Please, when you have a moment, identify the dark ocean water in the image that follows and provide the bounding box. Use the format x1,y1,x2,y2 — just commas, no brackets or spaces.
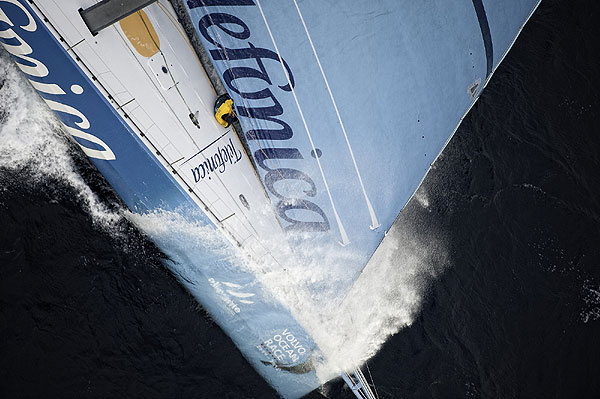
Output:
1,0,600,398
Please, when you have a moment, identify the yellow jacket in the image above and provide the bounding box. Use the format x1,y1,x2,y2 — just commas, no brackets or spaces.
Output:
215,98,234,127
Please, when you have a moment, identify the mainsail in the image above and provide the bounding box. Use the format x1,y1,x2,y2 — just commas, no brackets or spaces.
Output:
0,0,542,397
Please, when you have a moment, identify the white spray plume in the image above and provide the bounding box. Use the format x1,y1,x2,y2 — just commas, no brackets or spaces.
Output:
0,51,121,228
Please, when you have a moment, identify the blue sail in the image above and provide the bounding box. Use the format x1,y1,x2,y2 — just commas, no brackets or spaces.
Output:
184,0,541,292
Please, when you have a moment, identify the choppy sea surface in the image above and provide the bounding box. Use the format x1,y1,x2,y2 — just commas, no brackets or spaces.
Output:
1,0,599,398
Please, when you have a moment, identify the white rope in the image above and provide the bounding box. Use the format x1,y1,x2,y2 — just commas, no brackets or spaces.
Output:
291,0,380,230
255,0,350,245
364,361,381,399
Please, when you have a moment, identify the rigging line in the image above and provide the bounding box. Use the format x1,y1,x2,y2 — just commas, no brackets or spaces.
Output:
181,130,228,165
157,1,197,55
350,314,379,399
364,361,381,399
291,0,380,230
346,315,380,399
255,0,350,245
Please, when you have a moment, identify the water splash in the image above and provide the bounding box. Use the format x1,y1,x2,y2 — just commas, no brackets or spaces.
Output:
126,201,448,382
581,279,600,324
0,50,122,228
0,47,449,384
259,211,448,381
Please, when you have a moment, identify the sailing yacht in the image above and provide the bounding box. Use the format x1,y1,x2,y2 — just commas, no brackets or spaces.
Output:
0,0,541,397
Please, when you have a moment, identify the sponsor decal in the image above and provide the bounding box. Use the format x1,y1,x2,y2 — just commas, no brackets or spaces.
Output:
0,0,115,160
257,327,313,373
208,277,255,314
187,0,331,233
190,137,243,182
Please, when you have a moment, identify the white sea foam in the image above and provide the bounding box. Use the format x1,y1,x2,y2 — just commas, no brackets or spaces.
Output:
126,200,448,383
251,209,448,381
1,47,448,384
0,51,121,228
581,279,600,324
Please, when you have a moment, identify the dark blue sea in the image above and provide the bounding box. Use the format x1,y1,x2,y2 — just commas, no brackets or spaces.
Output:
1,0,599,397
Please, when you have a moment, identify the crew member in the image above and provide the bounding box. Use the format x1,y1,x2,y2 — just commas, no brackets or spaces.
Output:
214,93,237,128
